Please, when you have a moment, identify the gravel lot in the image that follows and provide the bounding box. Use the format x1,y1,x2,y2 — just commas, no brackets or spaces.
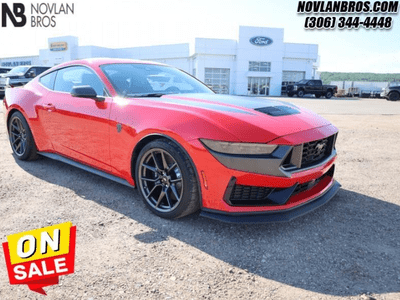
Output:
0,97,399,300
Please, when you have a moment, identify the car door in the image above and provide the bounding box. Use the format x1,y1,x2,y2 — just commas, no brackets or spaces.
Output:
42,66,112,172
305,81,315,94
313,80,323,93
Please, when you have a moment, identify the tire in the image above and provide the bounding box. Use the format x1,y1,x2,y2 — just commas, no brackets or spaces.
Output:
135,138,200,219
8,111,39,161
325,91,333,99
388,92,400,101
297,90,304,98
315,94,322,98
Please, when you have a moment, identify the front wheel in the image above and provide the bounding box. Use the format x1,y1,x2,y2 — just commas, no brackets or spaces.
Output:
297,90,304,98
136,139,200,219
388,92,400,101
325,91,333,99
8,111,38,161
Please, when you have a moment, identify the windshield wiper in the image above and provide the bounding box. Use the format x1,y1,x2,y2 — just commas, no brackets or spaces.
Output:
125,93,169,98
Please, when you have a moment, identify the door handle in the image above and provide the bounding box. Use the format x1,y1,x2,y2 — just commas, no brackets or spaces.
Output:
43,103,55,111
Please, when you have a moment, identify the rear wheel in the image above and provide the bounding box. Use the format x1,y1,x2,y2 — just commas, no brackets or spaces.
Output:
8,112,38,161
388,92,400,101
136,139,200,219
325,91,333,99
297,90,304,98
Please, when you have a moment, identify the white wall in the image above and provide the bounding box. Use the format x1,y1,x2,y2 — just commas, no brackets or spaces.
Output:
1,26,320,96
235,26,285,96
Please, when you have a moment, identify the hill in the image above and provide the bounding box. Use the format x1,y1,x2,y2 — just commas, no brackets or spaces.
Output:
319,72,400,84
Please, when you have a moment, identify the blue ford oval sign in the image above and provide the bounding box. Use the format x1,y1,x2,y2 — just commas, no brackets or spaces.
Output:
249,36,273,46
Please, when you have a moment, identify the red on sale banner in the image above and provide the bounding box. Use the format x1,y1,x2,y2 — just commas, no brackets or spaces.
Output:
2,222,76,295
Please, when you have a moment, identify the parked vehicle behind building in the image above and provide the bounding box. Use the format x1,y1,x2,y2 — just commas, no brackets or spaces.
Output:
287,80,337,99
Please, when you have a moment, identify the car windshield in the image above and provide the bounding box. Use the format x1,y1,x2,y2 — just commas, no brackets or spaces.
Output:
8,66,29,75
100,63,214,97
297,79,308,84
388,81,400,87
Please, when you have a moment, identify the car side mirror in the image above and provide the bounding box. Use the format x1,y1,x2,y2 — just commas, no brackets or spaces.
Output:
71,85,104,101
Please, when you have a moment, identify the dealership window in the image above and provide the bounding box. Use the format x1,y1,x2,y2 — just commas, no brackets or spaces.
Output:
193,68,196,77
204,68,230,94
248,77,270,96
249,61,271,72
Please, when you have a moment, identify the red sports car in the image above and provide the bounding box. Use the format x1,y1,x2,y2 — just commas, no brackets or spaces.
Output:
2,58,340,223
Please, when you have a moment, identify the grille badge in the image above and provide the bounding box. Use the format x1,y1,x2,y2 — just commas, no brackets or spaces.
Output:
316,143,325,152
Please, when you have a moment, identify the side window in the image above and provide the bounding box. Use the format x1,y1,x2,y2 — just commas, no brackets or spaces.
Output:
26,67,36,77
37,67,49,75
39,71,57,90
54,66,106,96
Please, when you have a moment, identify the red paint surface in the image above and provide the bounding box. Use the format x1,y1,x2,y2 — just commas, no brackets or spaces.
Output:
4,58,339,214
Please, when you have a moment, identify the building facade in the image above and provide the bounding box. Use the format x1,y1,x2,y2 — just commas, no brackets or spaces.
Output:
0,26,319,96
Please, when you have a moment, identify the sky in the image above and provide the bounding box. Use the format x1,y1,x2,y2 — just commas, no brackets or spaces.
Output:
0,0,399,73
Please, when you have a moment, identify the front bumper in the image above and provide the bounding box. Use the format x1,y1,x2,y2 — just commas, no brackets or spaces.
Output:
200,180,341,223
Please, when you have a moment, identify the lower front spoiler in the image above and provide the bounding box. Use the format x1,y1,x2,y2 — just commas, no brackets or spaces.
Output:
200,180,341,224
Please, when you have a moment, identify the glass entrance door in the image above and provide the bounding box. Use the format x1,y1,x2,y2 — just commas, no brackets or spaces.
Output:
248,77,270,96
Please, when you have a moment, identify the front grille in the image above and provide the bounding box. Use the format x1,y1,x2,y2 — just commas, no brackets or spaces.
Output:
301,135,335,168
293,176,323,195
229,185,274,206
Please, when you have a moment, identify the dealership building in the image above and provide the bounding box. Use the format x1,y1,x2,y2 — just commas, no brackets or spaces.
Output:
0,26,319,96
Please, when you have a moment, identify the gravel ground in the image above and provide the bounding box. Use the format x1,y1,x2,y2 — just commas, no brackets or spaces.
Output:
0,98,399,300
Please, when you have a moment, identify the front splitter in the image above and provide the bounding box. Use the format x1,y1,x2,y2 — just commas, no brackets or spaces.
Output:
200,180,341,224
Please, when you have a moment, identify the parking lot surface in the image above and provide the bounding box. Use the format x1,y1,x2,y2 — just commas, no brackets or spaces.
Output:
0,97,399,299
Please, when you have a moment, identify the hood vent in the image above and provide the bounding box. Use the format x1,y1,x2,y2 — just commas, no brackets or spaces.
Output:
255,105,300,117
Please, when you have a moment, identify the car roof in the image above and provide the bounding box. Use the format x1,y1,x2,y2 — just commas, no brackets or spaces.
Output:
54,58,167,69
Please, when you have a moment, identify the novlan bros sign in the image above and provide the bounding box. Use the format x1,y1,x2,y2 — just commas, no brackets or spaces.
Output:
50,42,68,51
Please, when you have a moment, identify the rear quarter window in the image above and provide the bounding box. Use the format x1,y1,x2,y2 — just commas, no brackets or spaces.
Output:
39,71,57,90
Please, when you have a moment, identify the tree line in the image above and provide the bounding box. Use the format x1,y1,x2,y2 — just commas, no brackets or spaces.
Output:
320,72,400,84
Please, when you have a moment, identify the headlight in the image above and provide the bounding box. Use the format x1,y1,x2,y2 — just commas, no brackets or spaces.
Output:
293,85,298,90
200,139,277,155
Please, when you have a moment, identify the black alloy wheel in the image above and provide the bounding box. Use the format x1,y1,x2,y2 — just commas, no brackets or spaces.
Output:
297,90,304,98
136,139,200,219
8,112,38,161
388,92,400,101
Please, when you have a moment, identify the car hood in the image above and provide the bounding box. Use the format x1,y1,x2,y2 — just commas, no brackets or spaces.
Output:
0,72,24,78
134,93,332,143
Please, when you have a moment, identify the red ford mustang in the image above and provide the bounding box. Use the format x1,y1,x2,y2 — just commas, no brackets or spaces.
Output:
2,58,340,223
